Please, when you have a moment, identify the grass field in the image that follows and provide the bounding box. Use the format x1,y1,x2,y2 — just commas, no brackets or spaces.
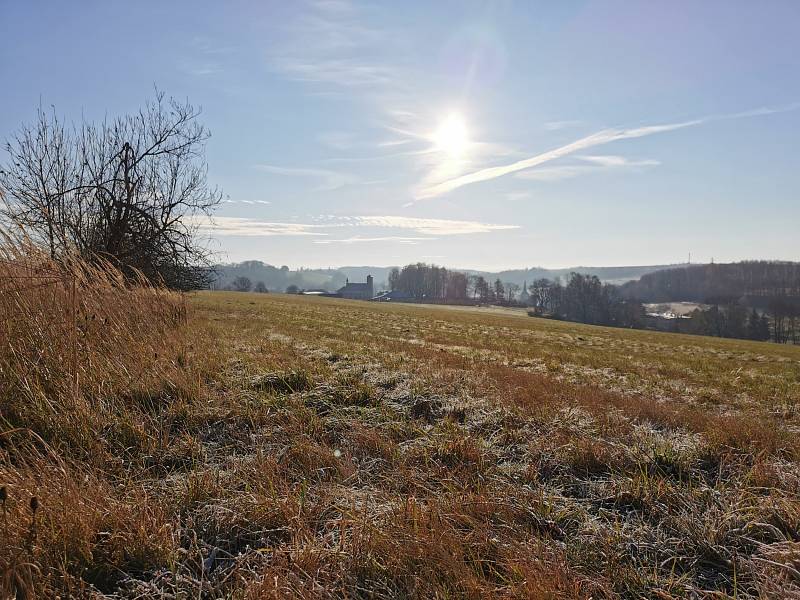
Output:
4,289,800,598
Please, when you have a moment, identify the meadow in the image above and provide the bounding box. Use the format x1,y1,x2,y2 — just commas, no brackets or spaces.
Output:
3,284,800,598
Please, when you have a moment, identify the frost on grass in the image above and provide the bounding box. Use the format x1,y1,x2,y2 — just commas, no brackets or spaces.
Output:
3,290,800,598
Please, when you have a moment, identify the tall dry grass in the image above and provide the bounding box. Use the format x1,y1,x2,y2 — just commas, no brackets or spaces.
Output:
0,240,200,597
0,239,189,456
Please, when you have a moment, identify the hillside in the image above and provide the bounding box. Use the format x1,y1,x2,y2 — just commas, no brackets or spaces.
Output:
487,263,683,286
622,261,800,303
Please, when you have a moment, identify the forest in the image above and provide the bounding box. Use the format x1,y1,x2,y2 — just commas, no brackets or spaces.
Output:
388,263,799,344
621,261,800,303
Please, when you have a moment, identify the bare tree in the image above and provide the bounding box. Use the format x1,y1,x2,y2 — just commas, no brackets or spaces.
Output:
233,276,252,292
0,91,221,289
493,279,505,303
506,282,520,303
474,276,490,302
388,267,400,290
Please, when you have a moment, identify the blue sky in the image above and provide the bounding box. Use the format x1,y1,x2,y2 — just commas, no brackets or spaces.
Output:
1,0,799,269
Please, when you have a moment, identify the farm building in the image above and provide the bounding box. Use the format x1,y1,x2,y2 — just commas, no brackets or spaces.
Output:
337,275,374,300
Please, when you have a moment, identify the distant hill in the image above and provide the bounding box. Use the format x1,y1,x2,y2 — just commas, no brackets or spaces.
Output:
477,264,683,287
209,261,680,292
621,261,800,303
342,264,682,287
210,261,346,292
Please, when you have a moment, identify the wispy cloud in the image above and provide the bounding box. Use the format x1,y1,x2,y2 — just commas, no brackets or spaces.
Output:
191,214,518,239
223,199,272,206
340,215,519,235
514,166,590,183
515,155,660,182
311,0,355,14
190,216,326,237
505,191,532,201
272,0,403,90
179,36,237,77
577,155,660,168
416,104,800,199
275,59,394,87
317,131,356,150
543,120,583,131
313,236,431,245
255,165,362,191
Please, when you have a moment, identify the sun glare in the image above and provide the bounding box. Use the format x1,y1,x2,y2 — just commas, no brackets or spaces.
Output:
432,113,469,156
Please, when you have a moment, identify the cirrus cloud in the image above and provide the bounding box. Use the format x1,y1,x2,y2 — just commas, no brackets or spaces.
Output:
190,214,518,239
339,215,519,235
515,154,660,182
313,236,431,245
189,216,326,237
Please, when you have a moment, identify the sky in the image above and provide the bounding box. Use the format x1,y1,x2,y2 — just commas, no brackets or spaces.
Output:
1,0,799,270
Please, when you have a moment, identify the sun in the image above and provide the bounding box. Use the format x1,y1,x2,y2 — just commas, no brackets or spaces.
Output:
432,113,469,157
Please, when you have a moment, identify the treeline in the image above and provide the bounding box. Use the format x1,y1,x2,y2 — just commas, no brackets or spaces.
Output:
388,264,469,301
622,261,800,303
528,273,644,327
531,272,795,343
682,305,772,341
621,261,800,344
388,263,538,303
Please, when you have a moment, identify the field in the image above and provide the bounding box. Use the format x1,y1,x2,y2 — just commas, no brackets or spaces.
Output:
4,289,800,598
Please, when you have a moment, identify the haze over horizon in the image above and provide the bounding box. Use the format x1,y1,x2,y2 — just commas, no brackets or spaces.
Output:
214,259,687,273
2,1,799,271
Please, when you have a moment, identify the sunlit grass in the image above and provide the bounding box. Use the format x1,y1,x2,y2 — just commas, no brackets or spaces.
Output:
3,287,800,597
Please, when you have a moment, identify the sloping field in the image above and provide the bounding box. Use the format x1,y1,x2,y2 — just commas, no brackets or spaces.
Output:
4,290,800,598
184,292,800,597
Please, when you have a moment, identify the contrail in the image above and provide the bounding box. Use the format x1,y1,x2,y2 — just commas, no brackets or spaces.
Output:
415,104,799,199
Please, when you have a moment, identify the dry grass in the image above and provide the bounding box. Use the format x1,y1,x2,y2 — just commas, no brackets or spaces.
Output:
3,285,800,598
0,241,191,456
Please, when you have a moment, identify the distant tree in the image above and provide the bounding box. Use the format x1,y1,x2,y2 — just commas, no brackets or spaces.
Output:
388,267,400,291
474,276,490,302
746,309,769,341
388,263,470,302
724,303,748,339
254,281,268,293
468,275,480,300
493,279,505,303
506,282,520,304
610,298,646,328
789,312,799,345
767,296,791,343
529,278,553,314
285,284,299,294
759,314,772,342
527,273,645,328
445,271,468,301
233,276,252,292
